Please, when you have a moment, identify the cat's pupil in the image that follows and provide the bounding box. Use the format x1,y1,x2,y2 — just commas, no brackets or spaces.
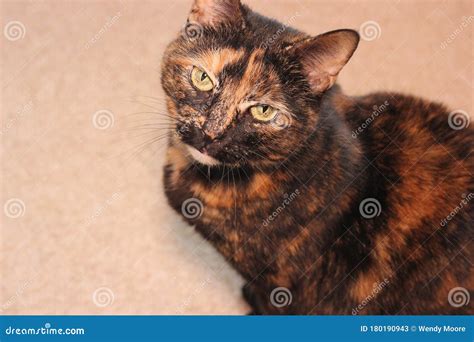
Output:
200,72,208,81
262,105,269,113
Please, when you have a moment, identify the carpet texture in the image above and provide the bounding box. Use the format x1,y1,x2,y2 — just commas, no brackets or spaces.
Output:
1,0,472,314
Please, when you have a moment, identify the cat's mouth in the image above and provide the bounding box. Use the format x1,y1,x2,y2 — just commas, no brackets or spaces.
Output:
185,144,222,166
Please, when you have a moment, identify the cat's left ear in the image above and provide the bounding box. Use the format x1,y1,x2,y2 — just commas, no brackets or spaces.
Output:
291,29,359,93
188,0,245,28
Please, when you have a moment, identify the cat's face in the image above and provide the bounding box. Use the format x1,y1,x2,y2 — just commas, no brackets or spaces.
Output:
161,0,359,168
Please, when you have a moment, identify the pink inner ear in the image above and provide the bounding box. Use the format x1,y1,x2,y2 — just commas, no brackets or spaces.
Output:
189,0,243,27
306,69,334,93
296,30,359,93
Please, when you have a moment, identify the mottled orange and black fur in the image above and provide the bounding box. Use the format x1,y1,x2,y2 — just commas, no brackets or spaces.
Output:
161,0,473,314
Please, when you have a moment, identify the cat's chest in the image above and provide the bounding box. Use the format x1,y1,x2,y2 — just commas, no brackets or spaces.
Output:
180,179,271,232
165,160,278,245
164,151,276,229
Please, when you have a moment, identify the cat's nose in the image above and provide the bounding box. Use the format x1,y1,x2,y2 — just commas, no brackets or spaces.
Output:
202,121,223,141
199,134,213,152
187,126,214,151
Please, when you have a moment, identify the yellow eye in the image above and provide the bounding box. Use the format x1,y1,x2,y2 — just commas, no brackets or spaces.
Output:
250,105,278,122
191,67,214,91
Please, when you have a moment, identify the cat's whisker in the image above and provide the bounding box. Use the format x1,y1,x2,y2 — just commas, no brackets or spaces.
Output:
127,130,174,140
124,111,179,119
124,119,178,127
127,99,166,112
124,134,170,160
125,124,176,130
131,95,169,104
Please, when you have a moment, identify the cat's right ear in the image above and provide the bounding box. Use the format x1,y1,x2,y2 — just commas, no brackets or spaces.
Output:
291,29,359,93
187,0,245,29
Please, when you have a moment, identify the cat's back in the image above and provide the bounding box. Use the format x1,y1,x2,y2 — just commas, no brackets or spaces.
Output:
348,92,473,227
345,93,473,313
348,92,473,173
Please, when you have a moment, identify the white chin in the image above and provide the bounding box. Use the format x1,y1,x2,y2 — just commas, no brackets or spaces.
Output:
185,145,221,166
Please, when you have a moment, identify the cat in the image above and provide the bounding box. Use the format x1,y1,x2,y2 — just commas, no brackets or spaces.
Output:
161,0,473,314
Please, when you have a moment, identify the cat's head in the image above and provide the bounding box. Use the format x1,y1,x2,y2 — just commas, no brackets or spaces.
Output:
161,0,359,168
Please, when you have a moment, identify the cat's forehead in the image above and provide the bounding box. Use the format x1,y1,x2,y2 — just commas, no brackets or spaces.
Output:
193,47,247,76
207,48,283,102
175,45,282,97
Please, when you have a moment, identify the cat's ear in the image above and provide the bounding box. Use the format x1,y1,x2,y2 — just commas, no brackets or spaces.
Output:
292,29,359,93
188,0,245,28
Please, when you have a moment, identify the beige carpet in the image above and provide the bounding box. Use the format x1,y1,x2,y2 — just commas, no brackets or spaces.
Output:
1,0,472,314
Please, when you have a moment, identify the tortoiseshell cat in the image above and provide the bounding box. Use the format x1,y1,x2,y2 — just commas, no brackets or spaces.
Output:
161,0,473,314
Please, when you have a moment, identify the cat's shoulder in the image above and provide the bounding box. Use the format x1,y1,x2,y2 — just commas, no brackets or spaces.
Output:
354,91,451,119
349,91,473,147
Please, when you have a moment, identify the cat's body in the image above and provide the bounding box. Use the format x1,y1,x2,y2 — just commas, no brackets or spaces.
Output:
161,0,473,314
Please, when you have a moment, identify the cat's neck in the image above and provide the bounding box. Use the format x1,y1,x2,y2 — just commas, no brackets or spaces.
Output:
282,86,366,183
